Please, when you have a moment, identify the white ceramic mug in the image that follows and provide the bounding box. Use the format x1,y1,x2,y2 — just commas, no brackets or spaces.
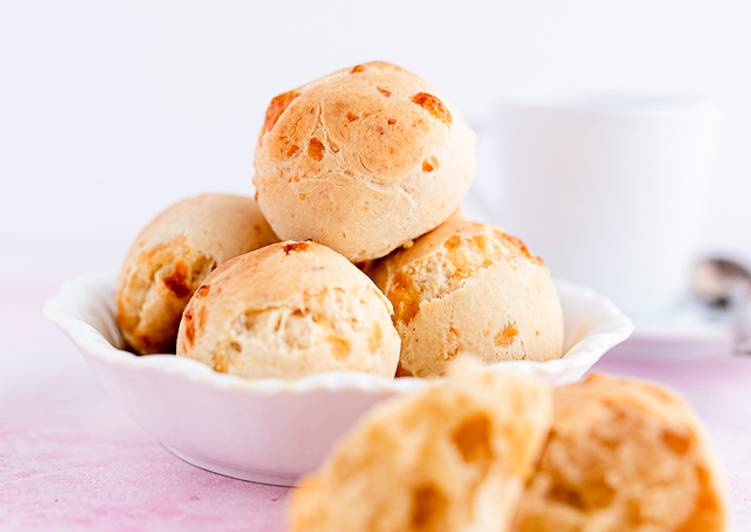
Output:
467,95,722,316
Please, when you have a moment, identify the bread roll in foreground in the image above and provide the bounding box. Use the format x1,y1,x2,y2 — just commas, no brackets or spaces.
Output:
289,359,552,532
515,374,725,532
176,241,400,379
254,60,476,262
370,219,563,377
116,194,277,354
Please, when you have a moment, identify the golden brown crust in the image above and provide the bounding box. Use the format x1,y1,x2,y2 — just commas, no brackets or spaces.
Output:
411,92,452,125
261,90,300,138
515,374,726,532
289,359,552,532
368,219,563,376
176,241,400,379
116,237,215,354
115,194,278,354
254,61,476,262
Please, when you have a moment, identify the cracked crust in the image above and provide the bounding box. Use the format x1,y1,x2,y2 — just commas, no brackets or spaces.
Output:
289,358,553,532
253,61,476,262
176,241,400,379
115,194,278,354
368,219,563,377
515,374,726,532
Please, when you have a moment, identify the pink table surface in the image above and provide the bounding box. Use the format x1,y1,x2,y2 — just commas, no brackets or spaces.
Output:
2,279,750,531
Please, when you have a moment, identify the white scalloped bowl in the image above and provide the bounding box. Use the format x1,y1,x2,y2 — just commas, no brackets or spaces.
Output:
44,272,632,486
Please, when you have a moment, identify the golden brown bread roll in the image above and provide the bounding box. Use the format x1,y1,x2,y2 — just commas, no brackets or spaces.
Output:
116,194,277,354
515,374,726,532
176,241,400,379
369,218,564,377
253,61,476,262
289,359,553,532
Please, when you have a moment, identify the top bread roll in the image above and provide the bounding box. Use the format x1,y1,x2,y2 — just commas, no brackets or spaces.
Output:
253,61,476,262
116,194,277,355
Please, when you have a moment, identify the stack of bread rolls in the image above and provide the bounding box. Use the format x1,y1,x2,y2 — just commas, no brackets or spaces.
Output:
113,62,726,530
115,60,563,379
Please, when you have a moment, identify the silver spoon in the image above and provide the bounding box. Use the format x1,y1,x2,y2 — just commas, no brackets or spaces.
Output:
692,257,751,354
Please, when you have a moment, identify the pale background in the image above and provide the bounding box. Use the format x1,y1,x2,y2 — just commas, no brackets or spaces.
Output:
2,3,751,528
1,0,748,280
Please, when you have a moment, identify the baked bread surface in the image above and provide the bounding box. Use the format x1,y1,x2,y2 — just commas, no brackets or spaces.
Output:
254,61,476,262
515,374,726,532
116,194,277,354
176,240,400,379
289,359,552,532
369,218,564,376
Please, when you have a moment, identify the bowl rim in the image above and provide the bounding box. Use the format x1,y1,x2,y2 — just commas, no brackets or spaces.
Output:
43,271,634,395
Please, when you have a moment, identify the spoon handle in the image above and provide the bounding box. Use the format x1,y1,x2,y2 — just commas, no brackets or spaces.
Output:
733,284,751,355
